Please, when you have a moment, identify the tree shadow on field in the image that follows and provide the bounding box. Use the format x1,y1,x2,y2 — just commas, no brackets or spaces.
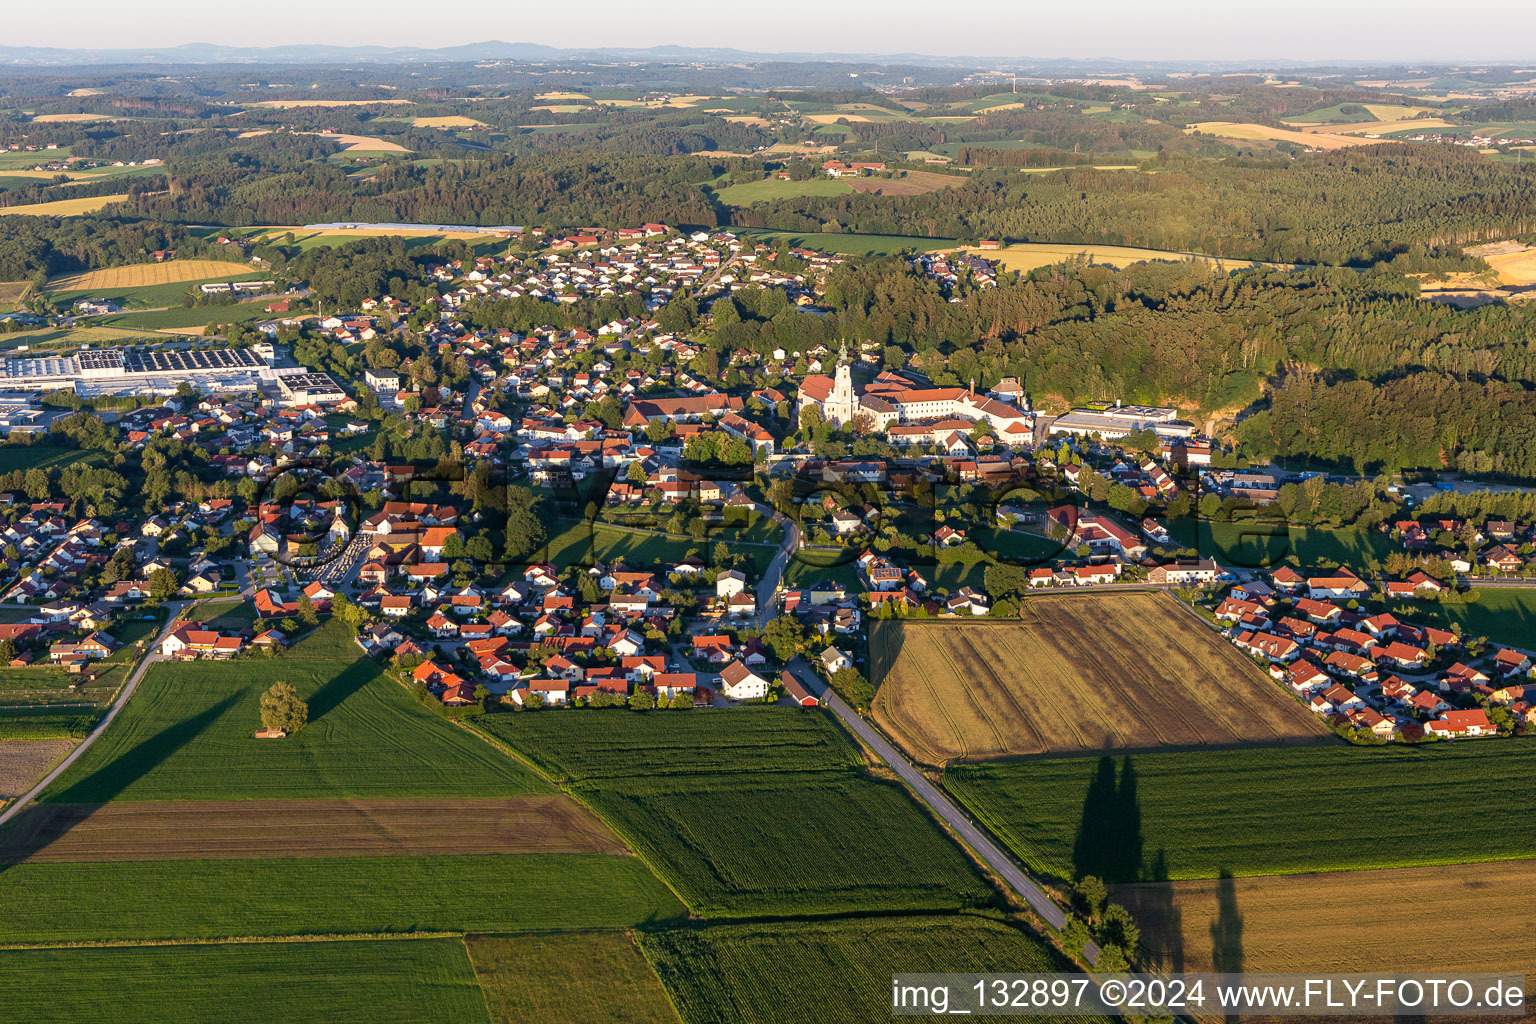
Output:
1114,849,1185,972
1072,755,1144,883
0,693,240,866
1210,869,1245,1024
305,658,379,721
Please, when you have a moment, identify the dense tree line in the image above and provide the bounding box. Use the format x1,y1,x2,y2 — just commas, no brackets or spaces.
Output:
736,147,1536,265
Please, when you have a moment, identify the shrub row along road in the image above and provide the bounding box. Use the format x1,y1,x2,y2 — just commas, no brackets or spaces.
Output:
0,600,192,830
785,657,1087,951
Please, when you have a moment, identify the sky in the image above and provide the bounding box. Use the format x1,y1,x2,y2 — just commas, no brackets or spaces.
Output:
9,0,1536,63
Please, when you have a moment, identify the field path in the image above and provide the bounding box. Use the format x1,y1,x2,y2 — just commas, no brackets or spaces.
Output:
0,600,191,831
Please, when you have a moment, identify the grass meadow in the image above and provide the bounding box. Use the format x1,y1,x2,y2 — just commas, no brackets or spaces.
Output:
42,619,548,803
714,177,853,205
0,937,492,1024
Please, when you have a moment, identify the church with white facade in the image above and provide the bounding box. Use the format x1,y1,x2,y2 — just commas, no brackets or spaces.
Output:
797,344,1036,447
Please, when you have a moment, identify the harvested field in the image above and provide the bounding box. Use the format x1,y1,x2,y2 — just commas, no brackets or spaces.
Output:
31,113,113,123
869,592,1330,765
535,91,589,101
413,115,488,128
847,170,964,196
45,259,253,293
0,739,76,804
806,113,870,123
0,280,30,309
1485,245,1536,286
1116,860,1536,973
960,241,1288,274
309,132,410,152
0,795,623,862
1310,117,1458,136
251,99,411,108
0,193,127,217
1184,121,1379,149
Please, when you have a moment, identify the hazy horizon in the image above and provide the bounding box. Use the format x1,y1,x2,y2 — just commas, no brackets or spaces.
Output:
8,0,1536,64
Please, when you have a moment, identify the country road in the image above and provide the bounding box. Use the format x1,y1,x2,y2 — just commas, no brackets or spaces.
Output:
785,657,1089,954
0,600,191,829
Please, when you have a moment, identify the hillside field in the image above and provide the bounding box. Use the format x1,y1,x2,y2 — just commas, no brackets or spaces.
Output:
869,593,1330,764
0,193,128,216
946,742,1536,882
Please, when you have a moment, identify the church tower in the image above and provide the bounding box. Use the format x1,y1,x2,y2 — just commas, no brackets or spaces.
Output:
829,341,855,426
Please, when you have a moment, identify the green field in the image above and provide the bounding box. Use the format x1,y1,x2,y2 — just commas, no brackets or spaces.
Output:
1171,519,1397,570
640,914,1104,1024
96,304,271,330
0,443,100,474
0,705,99,739
482,706,859,781
468,932,681,1024
0,853,682,943
0,937,492,1024
946,743,1536,883
1373,586,1536,648
714,177,853,205
44,619,548,803
739,230,957,256
477,709,995,916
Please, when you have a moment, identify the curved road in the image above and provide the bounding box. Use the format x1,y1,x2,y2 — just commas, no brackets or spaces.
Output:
752,502,800,629
785,657,1089,956
0,600,191,829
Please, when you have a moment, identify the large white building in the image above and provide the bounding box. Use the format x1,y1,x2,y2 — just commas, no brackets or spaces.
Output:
1047,402,1196,440
0,346,269,396
798,346,1034,446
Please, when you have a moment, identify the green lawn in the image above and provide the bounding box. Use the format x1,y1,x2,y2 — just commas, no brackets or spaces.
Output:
1371,587,1536,649
0,853,682,943
0,937,492,1024
43,619,549,803
946,742,1536,883
640,914,1104,1024
715,177,853,205
468,932,681,1024
1170,519,1398,571
477,709,996,917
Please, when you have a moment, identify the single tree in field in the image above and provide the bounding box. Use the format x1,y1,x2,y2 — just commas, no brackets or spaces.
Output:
259,681,308,734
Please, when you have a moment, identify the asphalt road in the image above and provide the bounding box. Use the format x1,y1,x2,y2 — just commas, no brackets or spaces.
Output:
0,600,192,829
752,502,800,629
785,658,1085,947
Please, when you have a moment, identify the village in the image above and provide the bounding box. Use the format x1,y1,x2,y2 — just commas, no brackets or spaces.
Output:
0,223,1530,742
